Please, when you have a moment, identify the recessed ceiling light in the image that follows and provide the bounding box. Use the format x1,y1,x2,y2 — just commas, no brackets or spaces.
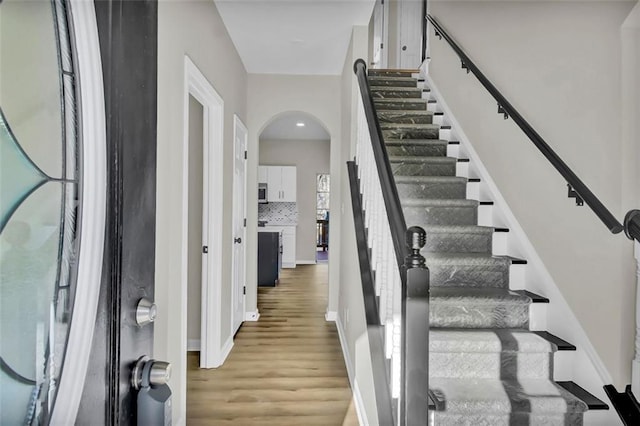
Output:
296,122,305,127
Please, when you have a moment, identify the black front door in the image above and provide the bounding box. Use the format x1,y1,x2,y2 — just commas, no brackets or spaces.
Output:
77,1,158,424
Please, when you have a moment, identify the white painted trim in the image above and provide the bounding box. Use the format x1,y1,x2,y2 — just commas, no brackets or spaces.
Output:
187,339,201,352
325,310,338,322
297,260,317,265
50,2,106,424
336,316,368,426
182,56,225,374
426,74,614,388
245,310,260,321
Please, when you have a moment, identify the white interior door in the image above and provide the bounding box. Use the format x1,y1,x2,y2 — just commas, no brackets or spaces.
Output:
372,0,386,68
398,0,424,68
232,115,248,334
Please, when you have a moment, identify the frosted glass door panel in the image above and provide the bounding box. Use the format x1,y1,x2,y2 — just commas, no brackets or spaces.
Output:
0,0,81,423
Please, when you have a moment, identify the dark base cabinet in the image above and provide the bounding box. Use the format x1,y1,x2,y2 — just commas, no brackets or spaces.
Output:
258,232,280,286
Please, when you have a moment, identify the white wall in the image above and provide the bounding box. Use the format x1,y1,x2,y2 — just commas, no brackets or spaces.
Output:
337,25,381,425
156,2,247,423
246,74,342,319
259,139,330,263
429,0,637,388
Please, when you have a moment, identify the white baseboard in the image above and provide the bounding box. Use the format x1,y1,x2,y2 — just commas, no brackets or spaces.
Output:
296,260,317,265
325,310,337,322
245,310,260,321
336,316,369,426
187,339,200,352
219,335,234,365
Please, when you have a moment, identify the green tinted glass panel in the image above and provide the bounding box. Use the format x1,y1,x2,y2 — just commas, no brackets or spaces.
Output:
0,0,80,423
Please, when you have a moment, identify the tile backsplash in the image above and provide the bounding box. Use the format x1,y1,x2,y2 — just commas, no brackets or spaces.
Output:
258,202,298,225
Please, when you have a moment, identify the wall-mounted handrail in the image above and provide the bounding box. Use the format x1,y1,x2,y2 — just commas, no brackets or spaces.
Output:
353,58,409,267
427,14,628,236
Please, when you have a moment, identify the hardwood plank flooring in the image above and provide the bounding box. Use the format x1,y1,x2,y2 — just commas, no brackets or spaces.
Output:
187,264,357,425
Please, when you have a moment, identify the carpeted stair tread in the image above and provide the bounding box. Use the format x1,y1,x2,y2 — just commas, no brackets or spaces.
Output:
377,110,434,124
385,140,450,157
430,286,529,303
374,98,428,111
423,225,496,235
424,252,514,264
386,138,449,147
368,76,418,87
429,378,588,414
429,329,557,380
395,175,468,184
402,198,479,207
371,86,423,94
424,254,512,288
430,329,557,353
368,69,418,77
389,155,455,164
403,197,479,226
430,287,530,328
379,122,440,130
417,225,496,254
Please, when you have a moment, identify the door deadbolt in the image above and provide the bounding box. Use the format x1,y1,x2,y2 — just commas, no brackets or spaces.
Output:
234,237,242,244
132,356,172,390
136,298,157,326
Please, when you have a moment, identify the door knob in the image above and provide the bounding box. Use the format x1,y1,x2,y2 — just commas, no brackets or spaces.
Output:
402,45,407,51
234,237,242,244
136,298,157,326
132,356,172,390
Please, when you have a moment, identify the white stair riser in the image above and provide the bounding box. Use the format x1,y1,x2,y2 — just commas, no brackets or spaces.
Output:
529,302,548,331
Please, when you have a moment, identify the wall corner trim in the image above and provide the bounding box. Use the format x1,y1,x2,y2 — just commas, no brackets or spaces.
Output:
325,310,338,322
245,310,260,321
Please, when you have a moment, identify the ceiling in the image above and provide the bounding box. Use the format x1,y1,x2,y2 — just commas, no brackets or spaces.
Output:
260,112,330,140
214,0,376,75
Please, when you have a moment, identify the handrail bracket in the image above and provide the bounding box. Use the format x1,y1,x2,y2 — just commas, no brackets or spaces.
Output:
567,184,584,206
497,104,509,120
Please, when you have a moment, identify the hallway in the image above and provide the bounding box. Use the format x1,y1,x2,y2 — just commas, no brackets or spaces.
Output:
186,264,356,425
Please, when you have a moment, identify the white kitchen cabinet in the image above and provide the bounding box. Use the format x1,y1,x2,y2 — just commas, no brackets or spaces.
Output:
279,166,296,202
281,226,296,268
266,167,282,202
260,165,296,202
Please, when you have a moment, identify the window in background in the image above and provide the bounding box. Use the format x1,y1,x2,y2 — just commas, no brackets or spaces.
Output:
316,174,330,256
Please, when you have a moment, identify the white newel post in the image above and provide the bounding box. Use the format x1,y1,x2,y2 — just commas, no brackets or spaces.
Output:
632,240,640,396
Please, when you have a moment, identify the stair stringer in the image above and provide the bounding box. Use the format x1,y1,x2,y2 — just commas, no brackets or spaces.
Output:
424,73,618,425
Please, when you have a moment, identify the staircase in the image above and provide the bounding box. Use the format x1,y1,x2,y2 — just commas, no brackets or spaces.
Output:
367,69,607,425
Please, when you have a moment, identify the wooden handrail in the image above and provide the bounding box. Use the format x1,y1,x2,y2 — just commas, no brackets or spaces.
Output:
353,58,409,266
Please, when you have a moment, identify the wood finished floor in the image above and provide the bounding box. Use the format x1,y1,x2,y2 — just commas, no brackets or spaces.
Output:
187,264,358,425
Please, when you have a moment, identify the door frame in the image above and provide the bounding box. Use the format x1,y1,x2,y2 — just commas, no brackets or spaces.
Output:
50,1,107,422
181,56,225,369
231,115,248,335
